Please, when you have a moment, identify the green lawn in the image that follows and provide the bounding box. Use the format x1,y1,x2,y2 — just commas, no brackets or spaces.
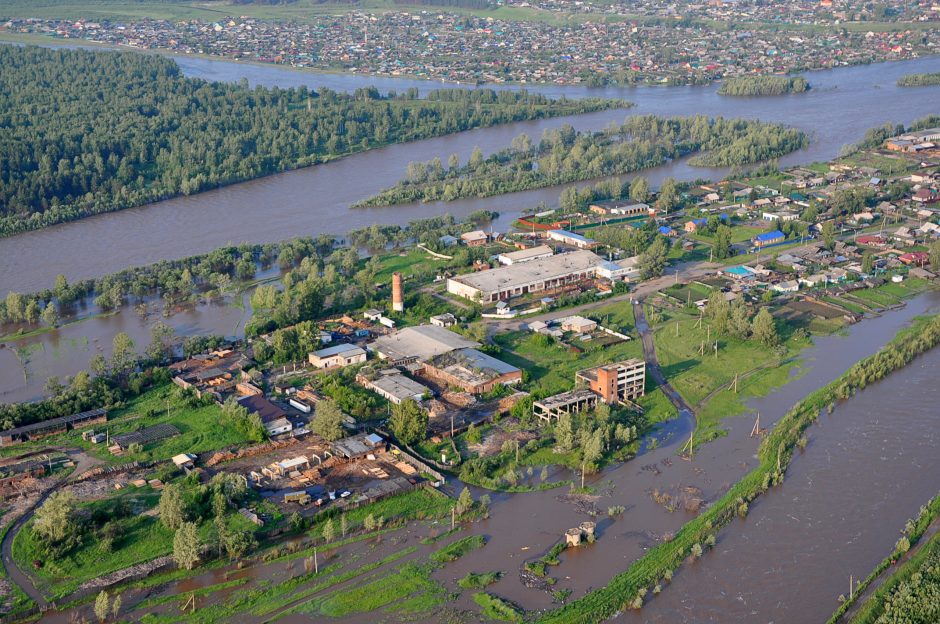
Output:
493,331,643,398
585,300,636,332
652,308,810,429
371,248,451,284
90,384,253,463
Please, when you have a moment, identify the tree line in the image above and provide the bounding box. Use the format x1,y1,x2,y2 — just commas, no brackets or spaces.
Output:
0,45,619,237
717,76,810,96
356,115,807,206
896,72,940,87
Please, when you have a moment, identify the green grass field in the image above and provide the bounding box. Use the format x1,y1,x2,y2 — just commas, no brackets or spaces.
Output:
493,330,643,398
651,307,810,436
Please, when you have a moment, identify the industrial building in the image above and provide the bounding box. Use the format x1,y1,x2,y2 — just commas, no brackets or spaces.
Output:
446,250,604,303
371,325,479,365
357,370,431,405
576,359,647,404
422,348,522,394
533,389,599,422
0,408,108,446
497,245,553,265
547,229,599,249
308,343,367,369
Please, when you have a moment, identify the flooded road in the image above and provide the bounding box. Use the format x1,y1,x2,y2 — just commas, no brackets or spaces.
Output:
0,52,939,293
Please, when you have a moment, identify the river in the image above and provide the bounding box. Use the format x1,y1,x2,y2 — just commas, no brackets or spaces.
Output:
1,52,940,294
1,50,939,402
632,342,940,623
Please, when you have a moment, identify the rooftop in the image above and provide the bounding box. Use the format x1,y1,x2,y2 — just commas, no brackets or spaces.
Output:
372,325,479,362
310,343,366,359
449,250,604,294
499,245,553,262
237,395,287,423
426,347,520,385
367,373,430,402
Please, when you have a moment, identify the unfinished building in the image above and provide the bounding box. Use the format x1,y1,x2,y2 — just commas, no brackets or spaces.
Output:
575,359,646,404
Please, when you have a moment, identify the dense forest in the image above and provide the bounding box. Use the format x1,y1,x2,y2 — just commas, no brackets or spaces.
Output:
356,115,808,206
896,72,940,87
717,75,810,96
0,45,621,237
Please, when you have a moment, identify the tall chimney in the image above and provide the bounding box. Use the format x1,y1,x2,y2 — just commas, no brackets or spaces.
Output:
392,272,404,312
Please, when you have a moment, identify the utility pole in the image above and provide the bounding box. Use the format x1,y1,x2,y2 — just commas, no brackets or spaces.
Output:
733,373,738,394
714,341,718,359
451,506,456,530
581,460,586,489
675,321,679,337
314,547,318,574
450,414,454,439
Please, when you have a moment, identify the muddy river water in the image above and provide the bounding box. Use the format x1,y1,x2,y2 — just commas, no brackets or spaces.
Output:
39,289,940,624
1,50,939,403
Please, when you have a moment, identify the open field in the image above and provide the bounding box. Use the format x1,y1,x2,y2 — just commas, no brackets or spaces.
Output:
493,330,643,398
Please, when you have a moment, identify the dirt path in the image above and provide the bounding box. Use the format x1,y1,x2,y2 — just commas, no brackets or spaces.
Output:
0,449,104,611
836,515,940,623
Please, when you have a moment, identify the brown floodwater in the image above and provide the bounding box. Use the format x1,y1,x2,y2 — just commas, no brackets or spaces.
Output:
425,292,940,615
1,52,939,403
2,52,940,294
630,342,940,623
36,292,940,623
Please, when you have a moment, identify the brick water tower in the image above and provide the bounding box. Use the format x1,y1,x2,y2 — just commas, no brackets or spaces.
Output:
392,272,404,312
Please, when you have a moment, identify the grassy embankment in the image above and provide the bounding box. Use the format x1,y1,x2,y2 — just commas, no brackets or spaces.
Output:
827,490,940,623
536,313,940,623
11,488,264,601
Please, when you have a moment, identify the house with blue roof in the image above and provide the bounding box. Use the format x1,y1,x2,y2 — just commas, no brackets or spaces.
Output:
753,230,786,248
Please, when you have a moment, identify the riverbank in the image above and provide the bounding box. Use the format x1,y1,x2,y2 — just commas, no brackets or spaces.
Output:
538,311,940,623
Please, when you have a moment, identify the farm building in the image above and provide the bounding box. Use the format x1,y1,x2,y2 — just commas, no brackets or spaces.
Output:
308,343,367,369
0,408,108,446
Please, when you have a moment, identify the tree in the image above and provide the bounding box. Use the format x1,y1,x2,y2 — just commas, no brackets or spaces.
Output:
312,399,345,441
173,522,201,570
862,250,874,275
33,491,78,544
751,307,779,347
629,176,650,203
656,177,678,213
159,483,189,530
639,237,668,280
821,220,836,251
112,594,122,619
110,331,136,376
388,399,428,446
581,427,604,471
729,302,751,339
321,518,335,543
713,225,733,260
456,487,474,516
221,527,256,560
555,413,575,452
94,590,111,622
41,303,60,327
468,146,484,169
929,240,940,272
705,291,731,334
146,321,175,362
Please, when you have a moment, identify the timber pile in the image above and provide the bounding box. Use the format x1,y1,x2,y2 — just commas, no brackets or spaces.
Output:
204,438,298,467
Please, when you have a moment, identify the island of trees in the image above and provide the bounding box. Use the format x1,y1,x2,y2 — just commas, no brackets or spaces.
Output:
355,115,808,207
717,75,810,96
896,71,940,87
0,45,623,237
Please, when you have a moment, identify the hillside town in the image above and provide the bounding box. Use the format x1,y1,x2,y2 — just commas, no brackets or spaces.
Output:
3,1,939,85
1,91,939,621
